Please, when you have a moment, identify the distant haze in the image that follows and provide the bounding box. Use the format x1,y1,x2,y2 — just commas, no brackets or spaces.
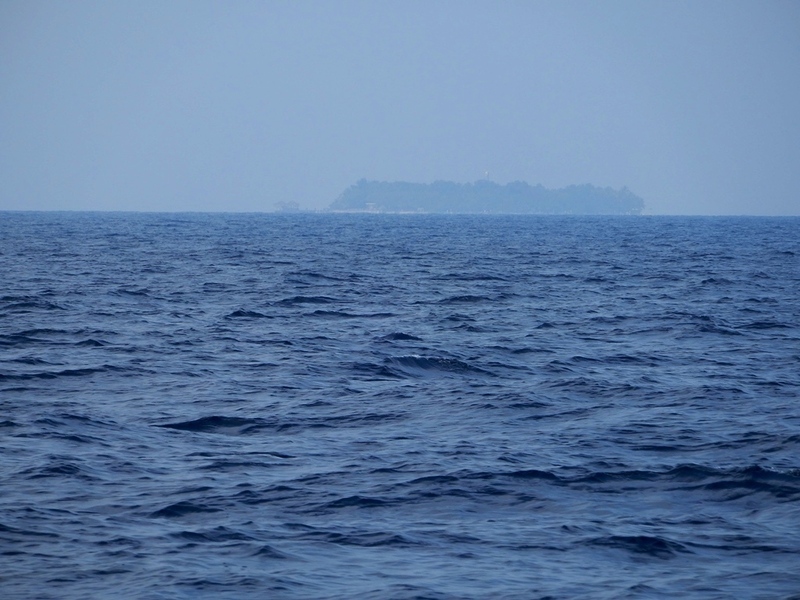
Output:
2,1,799,215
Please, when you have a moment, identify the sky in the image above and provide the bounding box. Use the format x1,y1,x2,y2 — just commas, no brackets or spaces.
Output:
1,1,799,215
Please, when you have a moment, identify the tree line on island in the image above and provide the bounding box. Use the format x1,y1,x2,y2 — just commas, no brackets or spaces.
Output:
329,179,644,215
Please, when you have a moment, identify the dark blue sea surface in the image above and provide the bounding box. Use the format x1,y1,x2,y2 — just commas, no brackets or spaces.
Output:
1,212,799,599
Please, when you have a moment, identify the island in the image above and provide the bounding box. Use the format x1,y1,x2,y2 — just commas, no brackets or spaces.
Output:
329,179,644,215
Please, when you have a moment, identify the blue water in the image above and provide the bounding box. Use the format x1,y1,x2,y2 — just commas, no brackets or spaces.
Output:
1,212,799,599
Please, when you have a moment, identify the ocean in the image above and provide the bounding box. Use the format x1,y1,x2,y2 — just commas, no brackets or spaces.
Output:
1,212,799,599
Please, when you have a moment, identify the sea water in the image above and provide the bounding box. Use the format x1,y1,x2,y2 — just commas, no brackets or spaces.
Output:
1,212,799,599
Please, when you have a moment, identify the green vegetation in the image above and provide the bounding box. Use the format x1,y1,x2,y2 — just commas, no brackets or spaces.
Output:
330,180,644,215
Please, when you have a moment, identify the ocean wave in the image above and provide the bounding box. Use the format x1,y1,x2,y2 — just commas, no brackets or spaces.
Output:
438,294,493,304
275,295,339,306
3,213,799,598
306,310,395,318
158,412,405,435
379,332,424,341
225,309,272,319
150,501,222,518
0,365,132,380
386,355,495,377
588,534,690,558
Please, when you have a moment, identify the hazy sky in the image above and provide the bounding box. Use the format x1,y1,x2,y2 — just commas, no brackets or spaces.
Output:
2,1,799,214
